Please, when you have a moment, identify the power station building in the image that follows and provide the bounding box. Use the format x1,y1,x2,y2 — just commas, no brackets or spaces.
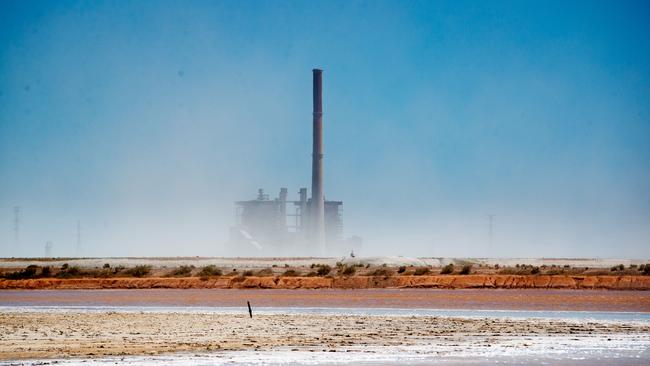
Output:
229,70,360,255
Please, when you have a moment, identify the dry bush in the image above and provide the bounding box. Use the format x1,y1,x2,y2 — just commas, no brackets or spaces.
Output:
3,265,39,280
167,265,194,277
256,268,274,277
339,265,356,276
440,264,454,275
459,264,472,275
316,265,331,276
414,267,431,276
123,265,151,278
370,268,392,277
198,265,222,277
282,269,301,277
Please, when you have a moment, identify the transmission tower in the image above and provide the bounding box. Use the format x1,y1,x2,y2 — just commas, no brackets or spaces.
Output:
75,220,82,257
488,214,495,251
13,206,21,245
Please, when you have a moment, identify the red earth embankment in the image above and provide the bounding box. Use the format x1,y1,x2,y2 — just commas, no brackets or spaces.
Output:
1,275,649,290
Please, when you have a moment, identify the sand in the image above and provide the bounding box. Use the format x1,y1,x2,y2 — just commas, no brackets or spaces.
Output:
1,310,649,361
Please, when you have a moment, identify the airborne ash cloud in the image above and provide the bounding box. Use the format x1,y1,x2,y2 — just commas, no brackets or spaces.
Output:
0,1,648,258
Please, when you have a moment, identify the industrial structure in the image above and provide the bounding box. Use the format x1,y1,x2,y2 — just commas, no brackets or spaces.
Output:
230,69,360,255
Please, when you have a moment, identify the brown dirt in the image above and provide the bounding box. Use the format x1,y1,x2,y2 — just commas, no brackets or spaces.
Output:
1,274,650,290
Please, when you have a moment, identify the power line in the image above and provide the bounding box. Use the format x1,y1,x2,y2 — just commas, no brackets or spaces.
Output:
45,241,53,258
488,214,495,250
13,206,21,245
76,220,82,257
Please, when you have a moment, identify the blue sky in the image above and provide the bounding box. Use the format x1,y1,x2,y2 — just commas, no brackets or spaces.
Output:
0,0,648,257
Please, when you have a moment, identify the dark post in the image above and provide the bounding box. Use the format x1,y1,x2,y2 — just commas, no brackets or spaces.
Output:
247,301,252,318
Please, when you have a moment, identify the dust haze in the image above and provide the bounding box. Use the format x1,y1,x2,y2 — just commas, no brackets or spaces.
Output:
0,1,648,259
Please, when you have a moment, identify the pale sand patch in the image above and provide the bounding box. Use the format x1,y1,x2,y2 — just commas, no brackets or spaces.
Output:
1,311,649,361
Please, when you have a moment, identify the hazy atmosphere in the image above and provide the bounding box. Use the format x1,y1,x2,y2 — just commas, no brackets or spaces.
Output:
0,0,649,258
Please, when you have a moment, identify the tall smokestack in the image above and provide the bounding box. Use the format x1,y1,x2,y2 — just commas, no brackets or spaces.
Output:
311,69,325,253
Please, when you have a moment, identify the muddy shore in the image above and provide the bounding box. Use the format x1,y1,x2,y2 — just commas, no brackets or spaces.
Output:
2,274,650,290
2,311,649,361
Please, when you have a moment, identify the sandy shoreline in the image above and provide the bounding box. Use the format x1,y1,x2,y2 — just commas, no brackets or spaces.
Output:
2,310,649,361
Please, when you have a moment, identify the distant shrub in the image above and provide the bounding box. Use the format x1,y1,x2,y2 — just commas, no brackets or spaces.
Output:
41,266,51,277
643,264,650,276
459,265,472,275
282,269,300,277
198,265,222,277
3,265,39,280
630,264,638,269
611,264,625,272
103,263,111,269
530,266,540,275
414,267,431,276
57,266,81,278
256,268,274,277
440,264,454,275
340,265,356,276
305,271,317,277
316,265,331,276
397,266,406,274
370,268,392,277
61,263,69,270
123,265,151,277
168,265,194,277
284,264,289,268
242,270,254,277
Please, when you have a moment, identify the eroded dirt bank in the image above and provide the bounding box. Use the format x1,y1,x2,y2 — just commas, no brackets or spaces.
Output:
2,274,650,290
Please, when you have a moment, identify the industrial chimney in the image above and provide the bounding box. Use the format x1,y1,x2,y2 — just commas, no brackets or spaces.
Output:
311,69,325,253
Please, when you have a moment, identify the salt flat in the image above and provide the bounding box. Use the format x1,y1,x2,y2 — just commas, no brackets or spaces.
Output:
1,308,650,365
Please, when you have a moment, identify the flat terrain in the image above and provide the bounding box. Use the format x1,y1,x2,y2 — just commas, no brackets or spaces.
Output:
1,310,649,361
2,288,650,312
1,256,648,270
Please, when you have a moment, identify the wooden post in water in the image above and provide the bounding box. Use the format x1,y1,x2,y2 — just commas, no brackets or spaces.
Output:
247,301,252,318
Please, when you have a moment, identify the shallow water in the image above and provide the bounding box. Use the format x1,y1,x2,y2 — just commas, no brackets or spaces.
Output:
2,288,649,312
2,305,650,324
